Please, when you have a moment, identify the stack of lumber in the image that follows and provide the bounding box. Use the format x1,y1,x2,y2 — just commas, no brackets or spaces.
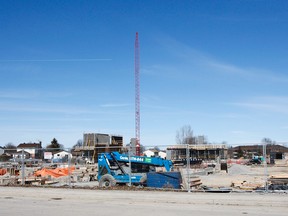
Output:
269,174,288,184
231,180,263,190
190,176,202,188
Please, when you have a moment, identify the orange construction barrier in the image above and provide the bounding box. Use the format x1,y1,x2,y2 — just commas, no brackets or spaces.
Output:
34,167,75,178
0,169,7,175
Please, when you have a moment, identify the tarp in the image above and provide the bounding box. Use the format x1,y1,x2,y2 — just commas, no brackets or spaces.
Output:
0,169,7,175
34,167,75,178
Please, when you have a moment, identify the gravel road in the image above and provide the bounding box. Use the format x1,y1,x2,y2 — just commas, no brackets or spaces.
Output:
0,187,287,216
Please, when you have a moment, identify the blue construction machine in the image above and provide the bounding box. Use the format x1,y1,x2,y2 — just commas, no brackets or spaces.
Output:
97,151,174,188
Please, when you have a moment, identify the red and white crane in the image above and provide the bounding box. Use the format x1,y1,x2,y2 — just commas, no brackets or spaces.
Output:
135,32,140,156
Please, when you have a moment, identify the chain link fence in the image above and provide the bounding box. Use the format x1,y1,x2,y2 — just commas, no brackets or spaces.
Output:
1,142,287,191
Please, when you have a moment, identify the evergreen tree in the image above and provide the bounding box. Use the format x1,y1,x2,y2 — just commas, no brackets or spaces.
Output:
46,138,62,152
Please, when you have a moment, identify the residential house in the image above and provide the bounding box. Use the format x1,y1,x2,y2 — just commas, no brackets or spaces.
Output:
12,151,31,160
17,142,43,159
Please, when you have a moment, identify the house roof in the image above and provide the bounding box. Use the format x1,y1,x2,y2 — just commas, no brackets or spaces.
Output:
17,142,42,149
53,150,71,155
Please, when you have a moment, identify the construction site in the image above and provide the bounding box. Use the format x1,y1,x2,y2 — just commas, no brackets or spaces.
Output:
2,1,288,215
6,138,288,215
1,144,288,216
0,33,287,205
1,137,288,192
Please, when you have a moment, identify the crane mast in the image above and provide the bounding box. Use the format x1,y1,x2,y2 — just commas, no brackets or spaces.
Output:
135,32,140,156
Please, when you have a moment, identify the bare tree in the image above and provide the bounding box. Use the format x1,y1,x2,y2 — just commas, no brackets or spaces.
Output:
4,142,16,150
261,138,276,145
72,139,83,150
176,125,194,144
262,138,272,144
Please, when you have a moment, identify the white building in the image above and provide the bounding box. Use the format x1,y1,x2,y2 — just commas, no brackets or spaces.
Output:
143,149,167,159
53,151,72,160
16,142,42,159
143,149,155,157
0,147,4,155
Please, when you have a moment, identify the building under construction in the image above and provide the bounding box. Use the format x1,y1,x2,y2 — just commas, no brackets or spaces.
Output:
76,133,124,162
167,144,227,162
228,144,288,163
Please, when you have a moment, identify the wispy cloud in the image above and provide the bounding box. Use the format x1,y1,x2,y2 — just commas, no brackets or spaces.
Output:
214,113,249,119
0,58,112,62
232,96,288,114
150,35,288,83
207,61,288,83
0,91,40,99
142,64,186,79
0,102,89,114
0,100,135,116
207,61,248,75
0,90,75,99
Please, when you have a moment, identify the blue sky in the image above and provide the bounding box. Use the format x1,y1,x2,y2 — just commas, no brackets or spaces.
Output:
1,0,288,148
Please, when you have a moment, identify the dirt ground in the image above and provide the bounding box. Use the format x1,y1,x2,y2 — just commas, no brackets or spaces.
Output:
200,164,288,188
0,187,287,216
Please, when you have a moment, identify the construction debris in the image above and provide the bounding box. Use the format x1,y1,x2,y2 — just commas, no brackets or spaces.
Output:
231,180,264,190
269,174,288,185
34,167,75,178
1,157,288,192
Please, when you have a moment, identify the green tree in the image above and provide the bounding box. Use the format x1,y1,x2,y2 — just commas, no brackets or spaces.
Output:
46,138,63,152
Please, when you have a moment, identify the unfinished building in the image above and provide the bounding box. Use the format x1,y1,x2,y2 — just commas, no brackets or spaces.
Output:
167,144,227,162
228,144,288,163
75,133,123,162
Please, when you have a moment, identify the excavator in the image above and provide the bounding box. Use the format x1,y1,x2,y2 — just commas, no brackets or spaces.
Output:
97,151,175,188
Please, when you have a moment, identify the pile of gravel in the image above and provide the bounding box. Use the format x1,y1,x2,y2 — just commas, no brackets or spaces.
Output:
228,164,255,175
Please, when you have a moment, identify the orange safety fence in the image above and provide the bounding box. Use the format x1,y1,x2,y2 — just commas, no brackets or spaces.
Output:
34,167,75,178
0,169,7,175
227,159,249,164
